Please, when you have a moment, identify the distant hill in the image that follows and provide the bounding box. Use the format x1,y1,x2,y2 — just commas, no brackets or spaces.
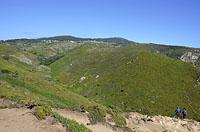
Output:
38,35,134,44
2,35,133,45
1,35,200,67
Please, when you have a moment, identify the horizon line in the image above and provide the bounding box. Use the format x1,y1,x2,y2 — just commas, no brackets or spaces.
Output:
0,34,199,49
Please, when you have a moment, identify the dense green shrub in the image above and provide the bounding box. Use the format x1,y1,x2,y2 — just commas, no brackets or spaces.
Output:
34,106,52,120
113,113,126,127
87,105,107,124
1,69,12,74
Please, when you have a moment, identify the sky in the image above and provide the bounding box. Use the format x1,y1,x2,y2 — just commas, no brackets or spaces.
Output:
0,0,200,47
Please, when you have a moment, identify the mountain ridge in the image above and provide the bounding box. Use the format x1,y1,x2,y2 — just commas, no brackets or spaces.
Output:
1,35,200,48
1,35,200,67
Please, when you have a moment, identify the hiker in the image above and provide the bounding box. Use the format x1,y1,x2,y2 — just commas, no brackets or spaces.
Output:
182,108,188,119
175,106,181,118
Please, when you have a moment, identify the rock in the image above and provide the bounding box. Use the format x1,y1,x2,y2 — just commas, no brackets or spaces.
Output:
123,112,200,132
18,55,32,65
37,65,51,72
180,52,200,66
10,55,32,65
96,75,99,79
80,76,86,82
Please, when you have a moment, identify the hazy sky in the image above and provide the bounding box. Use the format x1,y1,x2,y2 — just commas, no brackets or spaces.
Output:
0,0,200,47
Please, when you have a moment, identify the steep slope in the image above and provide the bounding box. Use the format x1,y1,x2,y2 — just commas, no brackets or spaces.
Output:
0,43,130,131
50,43,200,120
0,45,101,110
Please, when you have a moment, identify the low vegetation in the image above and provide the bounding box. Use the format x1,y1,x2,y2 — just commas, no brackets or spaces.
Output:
87,105,107,124
34,106,52,120
50,43,200,120
113,113,126,127
0,45,108,125
52,112,91,132
32,105,91,131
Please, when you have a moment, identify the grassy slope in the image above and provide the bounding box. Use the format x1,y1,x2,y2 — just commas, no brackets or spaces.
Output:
0,45,95,110
0,45,113,131
50,43,200,120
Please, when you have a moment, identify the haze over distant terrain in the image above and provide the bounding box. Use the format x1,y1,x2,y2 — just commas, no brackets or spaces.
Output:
0,0,200,47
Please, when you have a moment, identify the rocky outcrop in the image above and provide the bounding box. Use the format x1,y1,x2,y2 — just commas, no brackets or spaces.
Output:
36,65,51,72
18,55,32,65
10,55,32,65
180,51,200,66
122,112,200,132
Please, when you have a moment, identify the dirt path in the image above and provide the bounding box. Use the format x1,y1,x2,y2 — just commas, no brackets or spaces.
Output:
0,108,66,132
0,98,119,132
54,109,120,132
1,98,199,132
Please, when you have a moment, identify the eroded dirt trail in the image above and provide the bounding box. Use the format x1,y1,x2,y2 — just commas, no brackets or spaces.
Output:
54,109,119,132
0,108,66,132
1,98,199,132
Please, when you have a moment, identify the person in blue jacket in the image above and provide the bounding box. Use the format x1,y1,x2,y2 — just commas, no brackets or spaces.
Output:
182,108,188,119
175,106,181,118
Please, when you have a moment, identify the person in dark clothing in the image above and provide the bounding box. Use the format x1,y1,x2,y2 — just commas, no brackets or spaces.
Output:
175,106,181,118
182,108,188,119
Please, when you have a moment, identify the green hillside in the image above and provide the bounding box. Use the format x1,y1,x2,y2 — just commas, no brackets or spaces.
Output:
0,45,103,110
50,43,200,120
1,38,200,122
